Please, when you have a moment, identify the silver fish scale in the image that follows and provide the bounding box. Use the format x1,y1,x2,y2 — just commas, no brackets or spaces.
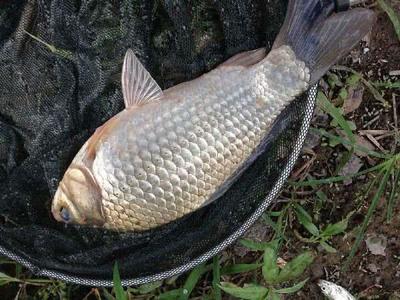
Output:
93,46,309,231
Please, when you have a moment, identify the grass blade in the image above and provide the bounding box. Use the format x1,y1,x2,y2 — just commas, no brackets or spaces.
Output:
320,211,353,238
275,252,314,282
344,161,394,270
138,281,163,294
314,128,388,159
262,214,282,236
263,209,289,242
158,289,182,300
266,290,281,300
24,30,73,60
374,81,400,89
262,247,279,284
293,204,320,237
113,262,127,300
387,168,400,223
290,160,389,187
212,256,222,300
378,0,400,41
102,288,116,300
0,272,20,286
219,282,268,300
240,239,273,251
15,264,22,279
221,263,262,275
320,241,337,253
179,263,208,300
275,278,309,294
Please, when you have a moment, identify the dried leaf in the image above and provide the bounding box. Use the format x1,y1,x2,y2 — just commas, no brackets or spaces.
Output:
343,86,364,115
335,130,376,157
354,135,376,157
366,234,387,256
367,263,378,273
304,130,321,150
338,155,363,185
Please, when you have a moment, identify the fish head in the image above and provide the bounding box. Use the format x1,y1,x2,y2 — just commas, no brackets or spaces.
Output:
51,164,105,227
317,280,335,297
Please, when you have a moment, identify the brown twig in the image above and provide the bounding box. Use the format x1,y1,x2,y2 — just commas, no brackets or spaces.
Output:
359,129,389,136
392,94,399,151
365,134,386,152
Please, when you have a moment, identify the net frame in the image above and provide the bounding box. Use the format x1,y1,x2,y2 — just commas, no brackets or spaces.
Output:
0,85,317,287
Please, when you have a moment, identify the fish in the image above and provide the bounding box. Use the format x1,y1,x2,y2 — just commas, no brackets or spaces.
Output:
51,0,375,231
318,280,356,300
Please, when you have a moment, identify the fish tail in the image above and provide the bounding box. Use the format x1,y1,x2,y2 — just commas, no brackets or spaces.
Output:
273,0,376,84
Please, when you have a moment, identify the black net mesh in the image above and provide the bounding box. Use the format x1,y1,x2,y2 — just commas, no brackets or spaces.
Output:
0,0,312,282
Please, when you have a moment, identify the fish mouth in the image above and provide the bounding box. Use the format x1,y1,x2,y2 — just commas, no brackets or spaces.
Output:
51,183,83,224
317,279,329,290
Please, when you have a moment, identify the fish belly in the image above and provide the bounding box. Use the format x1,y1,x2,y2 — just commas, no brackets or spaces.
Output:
93,46,309,231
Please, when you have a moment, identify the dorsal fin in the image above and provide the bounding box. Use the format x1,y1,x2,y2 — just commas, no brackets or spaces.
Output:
122,49,163,108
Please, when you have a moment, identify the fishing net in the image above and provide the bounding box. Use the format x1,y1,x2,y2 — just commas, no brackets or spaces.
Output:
0,0,316,286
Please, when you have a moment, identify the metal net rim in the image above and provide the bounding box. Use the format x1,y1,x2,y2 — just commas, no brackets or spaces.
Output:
0,85,317,287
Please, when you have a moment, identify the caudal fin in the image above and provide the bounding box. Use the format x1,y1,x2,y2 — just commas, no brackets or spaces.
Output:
273,0,376,84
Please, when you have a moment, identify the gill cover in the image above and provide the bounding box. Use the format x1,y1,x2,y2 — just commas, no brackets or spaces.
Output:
52,165,104,226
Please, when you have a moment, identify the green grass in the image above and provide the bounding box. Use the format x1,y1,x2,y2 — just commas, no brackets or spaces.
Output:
344,159,396,270
292,69,400,272
292,66,400,270
113,263,127,300
378,0,400,41
219,241,313,300
23,30,74,60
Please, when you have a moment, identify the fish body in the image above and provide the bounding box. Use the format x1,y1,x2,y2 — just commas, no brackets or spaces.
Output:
318,280,356,300
51,0,375,231
92,47,307,230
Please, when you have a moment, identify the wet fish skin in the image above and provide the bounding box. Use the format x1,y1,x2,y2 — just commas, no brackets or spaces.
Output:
51,46,308,231
95,47,308,230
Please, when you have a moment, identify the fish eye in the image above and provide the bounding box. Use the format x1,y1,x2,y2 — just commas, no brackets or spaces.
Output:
60,207,71,222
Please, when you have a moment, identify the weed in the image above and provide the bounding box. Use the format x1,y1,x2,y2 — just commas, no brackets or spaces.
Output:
219,240,313,300
155,263,211,300
293,203,353,253
0,271,53,287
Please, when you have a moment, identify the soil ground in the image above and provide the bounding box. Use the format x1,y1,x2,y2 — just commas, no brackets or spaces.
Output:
235,1,400,298
0,1,399,299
